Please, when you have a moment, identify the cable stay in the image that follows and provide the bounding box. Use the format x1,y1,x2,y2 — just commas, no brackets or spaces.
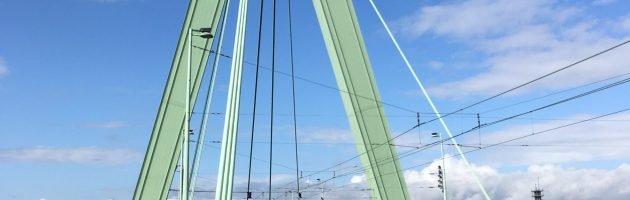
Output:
188,1,231,199
287,0,303,198
133,1,630,199
246,0,266,198
268,0,278,199
368,1,490,198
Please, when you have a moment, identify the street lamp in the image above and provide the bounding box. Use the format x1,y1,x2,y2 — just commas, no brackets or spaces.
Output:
179,27,213,200
432,132,447,200
316,178,325,200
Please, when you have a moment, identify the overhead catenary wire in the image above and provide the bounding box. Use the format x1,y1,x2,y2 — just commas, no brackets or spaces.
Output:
480,72,630,114
350,76,630,177
273,45,630,195
192,15,630,189
193,67,629,120
335,111,622,192
331,77,630,181
301,75,630,191
189,110,630,122
340,10,630,181
368,1,490,197
202,48,418,114
445,143,630,148
378,107,630,185
369,2,630,198
305,106,630,191
283,4,630,197
246,0,266,198
271,123,423,195
129,0,630,199
194,0,630,197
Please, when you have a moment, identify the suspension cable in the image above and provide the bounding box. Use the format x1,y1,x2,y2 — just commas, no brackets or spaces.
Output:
269,0,278,199
246,0,265,198
287,0,302,198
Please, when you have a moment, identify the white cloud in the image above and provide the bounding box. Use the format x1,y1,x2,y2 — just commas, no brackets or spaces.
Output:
350,175,365,184
0,146,140,165
0,57,8,77
428,61,444,70
169,158,630,199
344,157,630,200
396,0,630,99
396,0,576,39
82,121,129,129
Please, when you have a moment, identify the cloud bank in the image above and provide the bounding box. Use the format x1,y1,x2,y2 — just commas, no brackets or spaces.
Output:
342,158,630,200
0,146,140,165
396,0,630,99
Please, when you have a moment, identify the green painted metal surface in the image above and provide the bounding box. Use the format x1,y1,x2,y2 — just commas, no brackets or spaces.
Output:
312,0,409,199
214,0,248,199
133,0,225,199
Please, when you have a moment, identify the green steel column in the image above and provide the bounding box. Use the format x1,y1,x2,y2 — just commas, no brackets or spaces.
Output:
214,0,249,199
312,0,409,199
133,0,225,199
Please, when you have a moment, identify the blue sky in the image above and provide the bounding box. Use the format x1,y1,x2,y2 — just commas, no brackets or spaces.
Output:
1,0,630,199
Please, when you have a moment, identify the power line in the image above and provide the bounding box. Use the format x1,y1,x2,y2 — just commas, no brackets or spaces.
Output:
481,72,630,114
383,39,630,154
196,7,630,199
192,24,630,194
352,76,630,176
304,107,630,191
284,38,630,194
271,71,630,197
307,76,630,187
453,39,630,115
190,111,630,122
204,49,419,113
445,143,630,148
390,107,630,178
371,5,630,193
271,123,422,195
368,0,490,196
